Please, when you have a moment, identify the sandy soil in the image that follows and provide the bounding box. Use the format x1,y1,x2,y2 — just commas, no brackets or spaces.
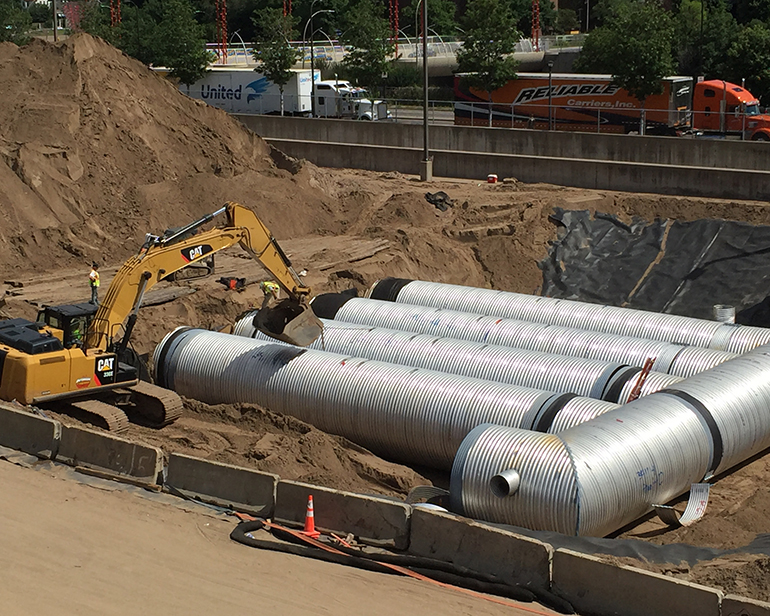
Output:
3,33,770,604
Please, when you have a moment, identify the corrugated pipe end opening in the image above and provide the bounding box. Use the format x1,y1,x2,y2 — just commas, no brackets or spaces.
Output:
310,293,355,319
490,469,521,498
152,326,194,389
367,277,414,302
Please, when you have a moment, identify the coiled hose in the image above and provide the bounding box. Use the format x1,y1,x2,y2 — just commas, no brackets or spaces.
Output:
229,519,574,614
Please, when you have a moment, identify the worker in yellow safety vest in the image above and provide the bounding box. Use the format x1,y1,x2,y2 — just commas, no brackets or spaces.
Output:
89,262,100,305
259,281,280,301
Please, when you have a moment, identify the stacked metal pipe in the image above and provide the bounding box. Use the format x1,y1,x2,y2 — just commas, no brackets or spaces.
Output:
309,295,735,378
154,328,618,469
234,313,681,403
367,278,770,354
452,344,770,536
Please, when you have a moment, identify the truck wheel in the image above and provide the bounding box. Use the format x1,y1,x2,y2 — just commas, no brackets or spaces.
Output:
752,133,770,141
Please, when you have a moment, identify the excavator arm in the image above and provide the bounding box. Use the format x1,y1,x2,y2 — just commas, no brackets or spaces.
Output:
85,202,323,351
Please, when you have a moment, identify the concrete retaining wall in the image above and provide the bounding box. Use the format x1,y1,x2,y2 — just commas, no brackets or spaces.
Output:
166,453,277,516
552,548,723,616
275,480,411,549
236,115,770,201
407,507,552,590
0,403,60,459
237,114,770,171
56,424,163,484
267,139,770,201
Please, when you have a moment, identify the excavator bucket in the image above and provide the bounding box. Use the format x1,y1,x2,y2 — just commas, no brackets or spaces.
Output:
253,297,324,347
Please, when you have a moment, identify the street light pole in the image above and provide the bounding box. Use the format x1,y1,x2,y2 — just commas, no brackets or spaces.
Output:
420,0,431,181
548,61,553,130
307,4,333,118
52,0,58,42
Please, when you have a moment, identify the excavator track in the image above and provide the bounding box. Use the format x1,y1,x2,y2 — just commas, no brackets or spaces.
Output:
67,399,131,433
127,380,183,427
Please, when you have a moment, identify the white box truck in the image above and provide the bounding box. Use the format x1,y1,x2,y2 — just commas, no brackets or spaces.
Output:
180,67,313,115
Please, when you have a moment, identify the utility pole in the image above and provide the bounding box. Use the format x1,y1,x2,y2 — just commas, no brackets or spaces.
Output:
420,0,432,181
52,0,58,42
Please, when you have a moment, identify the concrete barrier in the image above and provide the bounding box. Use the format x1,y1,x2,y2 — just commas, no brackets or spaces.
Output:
552,548,723,616
407,508,552,590
0,402,60,459
722,594,770,616
56,424,162,484
166,453,278,516
265,139,770,202
236,114,770,172
275,480,411,549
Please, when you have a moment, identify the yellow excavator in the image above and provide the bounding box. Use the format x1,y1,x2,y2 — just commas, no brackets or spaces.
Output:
0,201,323,432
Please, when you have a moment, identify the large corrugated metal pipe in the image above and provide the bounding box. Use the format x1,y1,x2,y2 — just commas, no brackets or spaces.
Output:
452,343,770,536
309,294,735,378
153,328,617,469
234,311,680,403
366,278,770,354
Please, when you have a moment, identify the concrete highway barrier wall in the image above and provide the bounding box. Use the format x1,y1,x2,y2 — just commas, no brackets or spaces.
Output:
275,480,412,549
166,453,278,516
407,507,552,590
236,115,770,201
0,403,60,459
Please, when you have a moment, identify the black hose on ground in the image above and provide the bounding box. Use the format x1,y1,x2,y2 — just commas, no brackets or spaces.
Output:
230,520,575,614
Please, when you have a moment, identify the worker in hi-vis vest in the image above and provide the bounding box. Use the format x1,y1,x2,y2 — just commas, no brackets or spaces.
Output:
89,262,100,305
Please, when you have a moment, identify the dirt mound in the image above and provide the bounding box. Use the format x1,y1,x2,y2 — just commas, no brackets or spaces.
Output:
0,34,337,278
49,398,429,497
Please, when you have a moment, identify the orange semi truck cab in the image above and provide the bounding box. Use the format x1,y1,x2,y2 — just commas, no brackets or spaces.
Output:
691,80,770,141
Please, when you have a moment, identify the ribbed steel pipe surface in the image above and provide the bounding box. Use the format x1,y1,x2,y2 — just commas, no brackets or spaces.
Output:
368,278,770,354
235,311,666,402
451,344,770,536
155,328,615,469
453,393,713,536
311,296,734,378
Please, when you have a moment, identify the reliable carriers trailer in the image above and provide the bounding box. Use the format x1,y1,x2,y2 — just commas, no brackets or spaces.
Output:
454,73,770,139
454,73,692,134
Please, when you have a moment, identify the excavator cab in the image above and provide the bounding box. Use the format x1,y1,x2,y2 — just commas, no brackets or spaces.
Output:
38,303,98,349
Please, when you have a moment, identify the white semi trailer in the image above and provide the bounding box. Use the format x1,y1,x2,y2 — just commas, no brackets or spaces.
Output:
180,67,313,115
179,67,389,120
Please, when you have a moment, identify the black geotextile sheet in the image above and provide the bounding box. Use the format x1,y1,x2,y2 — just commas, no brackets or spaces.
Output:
540,209,770,325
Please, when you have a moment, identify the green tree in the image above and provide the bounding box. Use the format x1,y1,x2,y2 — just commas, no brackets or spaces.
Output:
455,0,519,126
555,8,579,34
28,2,52,26
723,21,770,103
672,0,738,77
0,0,32,44
574,0,674,132
699,1,739,77
78,0,115,42
340,0,394,94
152,0,211,84
510,0,556,37
252,7,300,115
80,0,210,84
399,0,457,38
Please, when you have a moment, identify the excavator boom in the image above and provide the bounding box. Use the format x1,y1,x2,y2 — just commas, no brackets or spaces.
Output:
87,202,323,351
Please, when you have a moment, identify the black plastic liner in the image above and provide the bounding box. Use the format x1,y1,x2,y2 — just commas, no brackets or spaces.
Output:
540,209,770,325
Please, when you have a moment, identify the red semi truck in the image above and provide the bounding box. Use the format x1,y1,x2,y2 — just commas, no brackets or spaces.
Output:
454,73,770,140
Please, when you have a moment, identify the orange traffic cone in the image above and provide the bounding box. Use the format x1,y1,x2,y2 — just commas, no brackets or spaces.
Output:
301,494,321,538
